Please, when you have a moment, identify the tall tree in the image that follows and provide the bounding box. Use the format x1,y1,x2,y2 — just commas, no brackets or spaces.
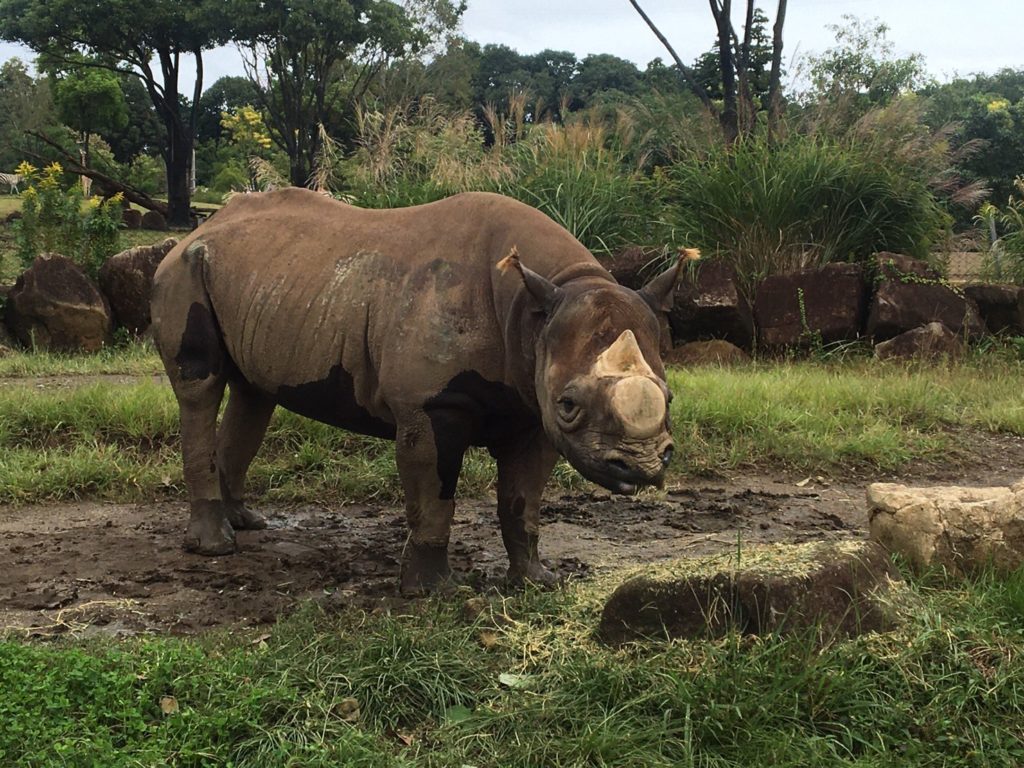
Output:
51,66,128,172
0,57,55,171
234,0,463,187
627,0,788,141
0,0,231,226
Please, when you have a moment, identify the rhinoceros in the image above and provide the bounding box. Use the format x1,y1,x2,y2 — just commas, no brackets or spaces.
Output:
151,188,686,593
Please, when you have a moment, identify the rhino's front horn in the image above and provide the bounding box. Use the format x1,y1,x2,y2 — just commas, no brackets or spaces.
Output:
593,330,656,378
611,376,667,437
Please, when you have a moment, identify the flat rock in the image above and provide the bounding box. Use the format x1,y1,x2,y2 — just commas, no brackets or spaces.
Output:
963,283,1024,335
868,480,1024,575
98,238,178,334
873,321,964,361
867,253,984,341
598,540,899,645
669,260,754,350
5,253,112,352
754,263,867,349
664,339,750,366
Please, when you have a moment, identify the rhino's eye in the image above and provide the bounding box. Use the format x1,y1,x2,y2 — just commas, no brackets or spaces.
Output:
557,396,581,424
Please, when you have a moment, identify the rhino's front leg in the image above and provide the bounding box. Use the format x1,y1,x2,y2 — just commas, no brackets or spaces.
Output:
491,430,560,587
396,410,473,595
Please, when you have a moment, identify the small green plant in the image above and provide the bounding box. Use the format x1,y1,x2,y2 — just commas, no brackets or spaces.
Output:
796,287,825,355
977,178,1024,284
12,160,123,279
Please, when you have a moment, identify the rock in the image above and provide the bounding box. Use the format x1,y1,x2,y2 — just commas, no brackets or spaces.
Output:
963,283,1024,335
5,254,112,352
867,253,985,341
605,246,665,290
669,260,755,350
5,210,22,224
598,540,899,645
98,238,178,334
868,481,1024,575
753,263,867,349
141,210,168,231
873,322,964,361
121,208,143,229
0,316,17,355
664,339,750,367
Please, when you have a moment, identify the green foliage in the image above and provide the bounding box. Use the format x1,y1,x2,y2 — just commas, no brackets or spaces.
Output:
804,15,930,113
52,66,128,144
12,161,122,278
2,570,1023,766
6,354,1024,502
977,179,1024,283
665,126,949,294
500,118,658,254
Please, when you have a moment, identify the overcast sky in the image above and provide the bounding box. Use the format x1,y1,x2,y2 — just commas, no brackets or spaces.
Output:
1,0,1021,93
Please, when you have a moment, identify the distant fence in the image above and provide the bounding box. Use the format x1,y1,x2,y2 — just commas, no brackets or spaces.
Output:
944,251,986,283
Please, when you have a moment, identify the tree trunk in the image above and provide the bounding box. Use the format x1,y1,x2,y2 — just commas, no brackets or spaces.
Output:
712,0,739,144
165,127,193,228
767,0,788,136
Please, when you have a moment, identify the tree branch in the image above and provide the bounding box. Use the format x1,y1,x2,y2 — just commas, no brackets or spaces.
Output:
26,130,169,216
626,0,717,113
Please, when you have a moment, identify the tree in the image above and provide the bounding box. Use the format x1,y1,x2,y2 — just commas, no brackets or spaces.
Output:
234,0,463,187
0,0,232,226
806,16,928,109
52,66,128,172
195,76,260,144
0,57,56,171
628,0,789,141
571,54,642,110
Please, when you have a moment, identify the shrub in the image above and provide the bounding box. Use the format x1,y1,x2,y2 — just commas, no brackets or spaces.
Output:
977,178,1024,283
664,127,949,295
13,161,122,280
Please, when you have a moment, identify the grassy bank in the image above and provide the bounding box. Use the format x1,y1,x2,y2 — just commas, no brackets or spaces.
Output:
2,568,1023,766
3,355,1024,503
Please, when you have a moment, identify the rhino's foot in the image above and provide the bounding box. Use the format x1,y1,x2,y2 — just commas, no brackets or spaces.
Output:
225,500,267,531
400,543,453,596
506,561,559,589
183,500,238,555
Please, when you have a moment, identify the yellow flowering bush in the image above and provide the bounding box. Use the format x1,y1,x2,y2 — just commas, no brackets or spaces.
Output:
13,161,122,278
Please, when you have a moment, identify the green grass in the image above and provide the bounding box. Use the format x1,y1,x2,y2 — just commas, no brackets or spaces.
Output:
0,340,164,377
2,357,1024,503
2,567,1022,766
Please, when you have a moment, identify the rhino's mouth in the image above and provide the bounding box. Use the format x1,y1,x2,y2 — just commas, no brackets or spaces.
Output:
571,453,662,496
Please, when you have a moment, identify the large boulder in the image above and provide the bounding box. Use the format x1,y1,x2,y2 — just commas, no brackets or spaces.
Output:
5,254,112,352
121,208,143,230
605,247,664,290
98,238,178,335
868,481,1024,575
663,339,750,367
754,263,867,349
598,540,900,645
867,253,985,341
669,260,755,350
873,321,965,361
0,314,16,355
963,283,1024,335
141,210,168,231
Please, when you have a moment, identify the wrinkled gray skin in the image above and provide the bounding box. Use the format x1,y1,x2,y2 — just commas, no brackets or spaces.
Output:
150,189,681,594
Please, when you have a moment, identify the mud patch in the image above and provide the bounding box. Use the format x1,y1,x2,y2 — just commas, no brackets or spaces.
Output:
0,480,867,637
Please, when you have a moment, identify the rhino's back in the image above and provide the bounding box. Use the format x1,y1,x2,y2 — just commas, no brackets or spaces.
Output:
157,189,602,428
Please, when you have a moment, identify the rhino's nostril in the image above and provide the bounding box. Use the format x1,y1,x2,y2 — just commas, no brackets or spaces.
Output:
660,445,674,467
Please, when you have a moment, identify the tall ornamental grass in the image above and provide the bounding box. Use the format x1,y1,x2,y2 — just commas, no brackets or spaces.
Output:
665,130,949,294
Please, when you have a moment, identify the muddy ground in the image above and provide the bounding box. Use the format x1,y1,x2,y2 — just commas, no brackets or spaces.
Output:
4,374,1024,638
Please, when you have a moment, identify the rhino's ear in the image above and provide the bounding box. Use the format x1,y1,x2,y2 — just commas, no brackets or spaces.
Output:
498,246,564,314
638,248,700,313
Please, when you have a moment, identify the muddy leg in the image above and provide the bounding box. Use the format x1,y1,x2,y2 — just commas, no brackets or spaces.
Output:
491,430,559,587
172,373,234,554
396,410,473,595
217,380,276,530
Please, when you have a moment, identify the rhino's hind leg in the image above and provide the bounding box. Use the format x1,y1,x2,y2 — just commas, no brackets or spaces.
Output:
217,380,276,531
396,411,473,595
491,431,560,587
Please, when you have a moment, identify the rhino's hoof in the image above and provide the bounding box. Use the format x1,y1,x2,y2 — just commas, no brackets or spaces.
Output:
507,562,560,589
400,543,453,596
225,501,267,531
184,511,237,556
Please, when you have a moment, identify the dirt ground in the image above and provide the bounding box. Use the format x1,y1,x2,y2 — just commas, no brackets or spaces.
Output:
5,375,1024,638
